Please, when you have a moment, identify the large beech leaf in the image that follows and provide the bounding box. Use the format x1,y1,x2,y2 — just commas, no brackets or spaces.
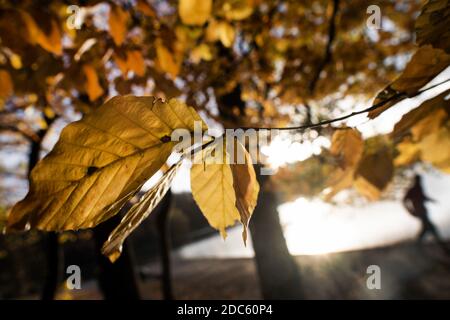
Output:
6,96,205,232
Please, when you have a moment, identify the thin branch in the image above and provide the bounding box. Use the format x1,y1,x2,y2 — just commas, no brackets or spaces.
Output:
238,77,450,132
308,0,340,94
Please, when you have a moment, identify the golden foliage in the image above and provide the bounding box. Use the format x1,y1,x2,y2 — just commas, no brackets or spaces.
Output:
415,0,450,53
82,64,104,101
206,20,236,48
6,96,205,232
109,4,129,46
20,10,62,56
0,70,13,98
155,39,181,79
179,0,212,26
369,46,450,118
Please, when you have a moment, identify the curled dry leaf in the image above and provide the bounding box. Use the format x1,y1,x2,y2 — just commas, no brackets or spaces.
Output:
6,96,206,232
102,161,182,262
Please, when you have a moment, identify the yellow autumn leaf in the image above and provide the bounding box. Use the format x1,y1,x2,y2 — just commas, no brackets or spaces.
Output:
190,44,213,63
415,0,450,53
82,64,104,101
411,108,447,141
323,128,364,200
323,169,354,201
393,89,450,140
419,125,450,172
6,96,206,232
394,139,421,167
102,162,182,262
155,39,180,79
369,46,450,118
20,11,62,56
330,128,364,169
115,51,146,77
222,0,254,21
109,4,129,46
206,20,235,48
136,0,156,17
9,54,22,70
126,50,146,77
0,70,13,98
191,143,241,238
179,0,212,26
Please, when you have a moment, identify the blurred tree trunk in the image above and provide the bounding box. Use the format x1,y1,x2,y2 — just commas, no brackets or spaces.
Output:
217,85,303,299
93,215,141,300
249,170,303,299
26,116,62,300
156,190,173,300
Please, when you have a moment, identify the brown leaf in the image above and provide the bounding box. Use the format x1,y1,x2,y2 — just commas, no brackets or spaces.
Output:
330,128,364,169
229,140,259,244
354,143,394,200
102,162,181,262
393,89,450,140
415,0,450,53
368,46,450,118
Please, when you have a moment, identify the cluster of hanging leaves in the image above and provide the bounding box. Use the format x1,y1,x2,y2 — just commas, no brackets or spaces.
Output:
6,96,259,261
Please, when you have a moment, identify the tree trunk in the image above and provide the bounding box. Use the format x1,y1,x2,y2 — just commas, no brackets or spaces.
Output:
217,85,303,299
249,169,303,299
156,190,174,300
41,232,62,300
93,215,141,300
27,121,63,300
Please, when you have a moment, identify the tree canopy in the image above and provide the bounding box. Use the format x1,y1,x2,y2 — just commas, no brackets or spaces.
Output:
1,0,449,260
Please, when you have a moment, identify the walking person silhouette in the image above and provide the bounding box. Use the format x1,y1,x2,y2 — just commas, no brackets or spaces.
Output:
403,174,449,255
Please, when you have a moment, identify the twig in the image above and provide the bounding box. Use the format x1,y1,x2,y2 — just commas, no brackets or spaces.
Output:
308,0,340,94
238,77,450,132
